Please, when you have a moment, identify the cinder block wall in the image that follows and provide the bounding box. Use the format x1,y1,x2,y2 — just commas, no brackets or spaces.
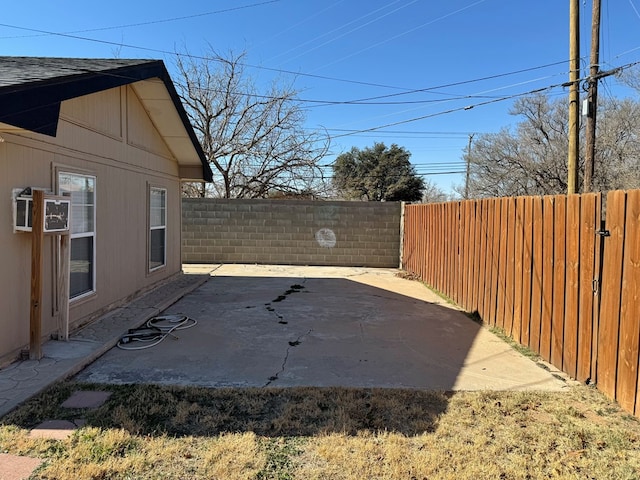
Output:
182,199,401,267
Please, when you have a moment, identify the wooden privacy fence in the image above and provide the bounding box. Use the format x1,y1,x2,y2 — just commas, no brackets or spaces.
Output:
402,190,640,416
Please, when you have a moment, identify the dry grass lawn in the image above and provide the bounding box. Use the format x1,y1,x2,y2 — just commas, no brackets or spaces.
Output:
1,381,639,479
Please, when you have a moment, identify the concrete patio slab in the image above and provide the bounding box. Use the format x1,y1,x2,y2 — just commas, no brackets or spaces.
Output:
76,265,569,392
0,272,209,419
29,420,78,440
61,390,111,409
0,453,42,480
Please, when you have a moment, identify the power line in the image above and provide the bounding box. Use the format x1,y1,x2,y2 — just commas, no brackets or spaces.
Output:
312,0,488,72
0,19,621,97
173,65,570,108
0,1,282,38
282,0,420,67
255,0,347,54
3,50,639,150
173,79,504,106
311,61,571,104
0,22,420,91
5,58,636,145
327,60,640,140
326,129,480,135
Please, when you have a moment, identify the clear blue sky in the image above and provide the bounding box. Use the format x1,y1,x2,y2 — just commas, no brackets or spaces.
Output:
2,0,639,194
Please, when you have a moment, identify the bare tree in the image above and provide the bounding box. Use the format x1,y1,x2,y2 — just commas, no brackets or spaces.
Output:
620,64,640,93
176,49,330,198
593,97,640,191
460,92,640,198
461,94,570,198
421,179,449,203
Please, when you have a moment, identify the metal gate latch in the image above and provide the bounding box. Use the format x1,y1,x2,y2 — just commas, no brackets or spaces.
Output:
596,229,610,237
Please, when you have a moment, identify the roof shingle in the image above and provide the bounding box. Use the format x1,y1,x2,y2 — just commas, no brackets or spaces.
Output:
0,56,212,182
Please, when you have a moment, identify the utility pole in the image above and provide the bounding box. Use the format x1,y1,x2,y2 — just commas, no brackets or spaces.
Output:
465,133,474,199
567,0,580,194
584,0,601,193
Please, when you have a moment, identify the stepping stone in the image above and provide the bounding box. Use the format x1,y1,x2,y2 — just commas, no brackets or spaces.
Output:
29,420,78,440
0,453,42,480
61,390,111,409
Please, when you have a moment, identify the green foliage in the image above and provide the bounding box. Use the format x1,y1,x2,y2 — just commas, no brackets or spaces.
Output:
332,142,425,201
256,437,304,480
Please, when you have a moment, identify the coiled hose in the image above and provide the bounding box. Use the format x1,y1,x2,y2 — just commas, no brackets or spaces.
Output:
117,314,197,350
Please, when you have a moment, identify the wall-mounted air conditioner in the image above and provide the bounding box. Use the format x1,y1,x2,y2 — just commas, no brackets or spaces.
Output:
12,187,70,233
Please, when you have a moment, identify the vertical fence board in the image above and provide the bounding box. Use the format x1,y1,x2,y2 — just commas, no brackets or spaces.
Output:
577,194,598,382
479,199,490,321
442,203,450,296
489,198,502,326
414,205,424,279
540,196,555,363
444,203,451,295
427,206,432,281
530,197,544,354
484,199,494,325
455,202,462,303
424,206,432,285
598,190,627,399
551,196,567,370
451,202,459,303
416,206,421,276
427,206,432,280
474,200,484,317
478,200,487,319
443,203,450,294
416,206,421,275
438,204,445,292
461,202,469,309
467,203,476,311
461,201,471,310
469,200,477,311
512,197,525,343
496,198,509,330
405,206,412,273
564,195,581,379
439,203,447,293
520,197,534,347
617,191,640,414
503,197,516,336
592,196,603,384
424,206,431,283
470,202,482,313
403,207,413,272
457,202,464,308
430,205,437,286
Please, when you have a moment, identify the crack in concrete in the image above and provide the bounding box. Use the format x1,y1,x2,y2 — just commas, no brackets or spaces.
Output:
264,328,313,387
264,279,307,325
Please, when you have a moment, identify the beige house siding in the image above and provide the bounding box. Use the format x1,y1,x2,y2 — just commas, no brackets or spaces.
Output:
0,84,183,365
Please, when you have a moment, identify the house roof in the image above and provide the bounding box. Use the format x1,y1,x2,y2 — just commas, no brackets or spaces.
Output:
0,57,212,182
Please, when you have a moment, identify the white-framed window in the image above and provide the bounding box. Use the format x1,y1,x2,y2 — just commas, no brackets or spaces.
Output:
58,172,96,299
149,186,167,271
